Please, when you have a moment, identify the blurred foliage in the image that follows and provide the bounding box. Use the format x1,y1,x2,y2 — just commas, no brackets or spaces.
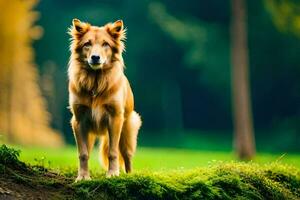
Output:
0,0,299,151
29,0,300,150
0,0,63,147
265,0,300,37
149,2,230,92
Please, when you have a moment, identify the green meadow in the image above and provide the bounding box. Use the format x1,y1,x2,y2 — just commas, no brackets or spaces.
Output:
17,145,300,171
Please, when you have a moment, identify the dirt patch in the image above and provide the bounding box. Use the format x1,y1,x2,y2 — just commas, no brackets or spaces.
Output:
0,169,75,200
0,145,76,200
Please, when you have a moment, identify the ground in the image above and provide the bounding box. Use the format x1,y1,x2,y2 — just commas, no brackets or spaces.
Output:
0,145,300,199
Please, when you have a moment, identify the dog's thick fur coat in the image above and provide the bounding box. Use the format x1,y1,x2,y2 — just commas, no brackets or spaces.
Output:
68,19,141,181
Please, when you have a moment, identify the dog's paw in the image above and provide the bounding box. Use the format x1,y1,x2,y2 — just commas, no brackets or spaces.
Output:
106,169,120,177
75,174,91,182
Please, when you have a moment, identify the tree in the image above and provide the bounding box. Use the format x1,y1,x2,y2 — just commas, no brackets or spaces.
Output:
0,0,63,147
230,0,255,159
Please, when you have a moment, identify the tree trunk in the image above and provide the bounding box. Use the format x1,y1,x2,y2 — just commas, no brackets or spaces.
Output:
230,0,255,160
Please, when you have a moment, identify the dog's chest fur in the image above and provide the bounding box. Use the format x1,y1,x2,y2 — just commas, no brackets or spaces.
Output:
69,66,124,129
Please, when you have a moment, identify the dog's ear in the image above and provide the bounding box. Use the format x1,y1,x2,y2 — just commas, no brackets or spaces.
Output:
106,20,126,40
69,19,89,37
111,20,124,33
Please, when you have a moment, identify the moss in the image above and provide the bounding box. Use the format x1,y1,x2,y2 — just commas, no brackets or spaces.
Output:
72,164,300,200
264,165,300,197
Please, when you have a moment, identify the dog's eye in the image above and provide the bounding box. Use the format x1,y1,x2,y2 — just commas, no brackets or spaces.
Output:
103,42,110,48
83,41,91,47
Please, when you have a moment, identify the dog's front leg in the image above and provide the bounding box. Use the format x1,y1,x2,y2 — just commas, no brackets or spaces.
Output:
107,110,124,177
71,115,91,182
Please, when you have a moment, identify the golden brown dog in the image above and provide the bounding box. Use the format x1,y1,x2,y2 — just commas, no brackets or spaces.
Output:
68,19,141,181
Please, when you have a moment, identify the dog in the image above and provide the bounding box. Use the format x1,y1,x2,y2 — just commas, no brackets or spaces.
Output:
68,19,141,181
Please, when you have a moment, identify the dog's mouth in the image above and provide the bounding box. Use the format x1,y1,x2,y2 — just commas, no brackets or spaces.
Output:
88,62,103,70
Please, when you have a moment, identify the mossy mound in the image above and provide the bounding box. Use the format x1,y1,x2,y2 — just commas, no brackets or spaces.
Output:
74,163,300,200
0,145,299,200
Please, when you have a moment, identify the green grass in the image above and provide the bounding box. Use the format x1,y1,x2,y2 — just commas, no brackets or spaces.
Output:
1,145,300,200
16,145,300,172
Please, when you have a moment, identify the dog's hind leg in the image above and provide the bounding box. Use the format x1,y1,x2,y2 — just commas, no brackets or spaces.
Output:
119,111,141,173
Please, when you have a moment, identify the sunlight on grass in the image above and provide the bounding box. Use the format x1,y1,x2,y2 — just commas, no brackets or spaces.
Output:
16,146,300,173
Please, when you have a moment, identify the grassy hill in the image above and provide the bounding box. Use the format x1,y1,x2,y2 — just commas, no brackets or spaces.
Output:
0,145,300,199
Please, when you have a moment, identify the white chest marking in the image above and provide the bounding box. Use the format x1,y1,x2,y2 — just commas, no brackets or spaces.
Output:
92,106,105,122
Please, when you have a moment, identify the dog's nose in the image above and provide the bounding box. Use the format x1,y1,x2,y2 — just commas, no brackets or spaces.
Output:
91,55,100,63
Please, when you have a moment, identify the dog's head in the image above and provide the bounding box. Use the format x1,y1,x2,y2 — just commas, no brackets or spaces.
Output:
69,19,126,70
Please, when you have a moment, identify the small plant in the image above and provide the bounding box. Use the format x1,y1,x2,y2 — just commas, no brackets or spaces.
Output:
0,145,29,174
0,144,21,166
